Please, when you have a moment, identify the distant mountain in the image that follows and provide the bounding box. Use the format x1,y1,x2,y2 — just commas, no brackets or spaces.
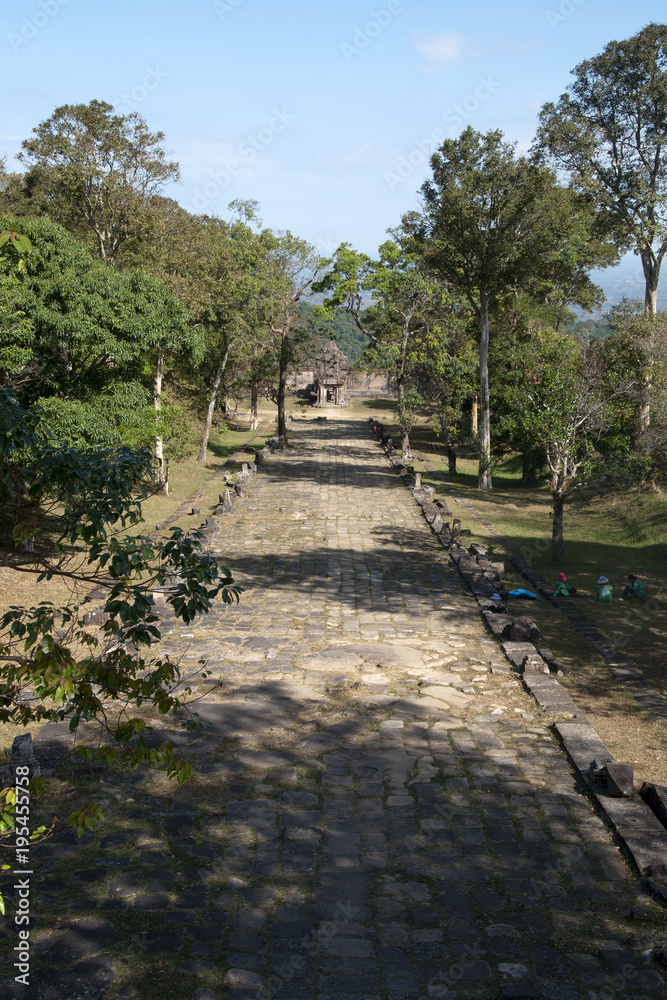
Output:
299,302,369,363
587,252,667,315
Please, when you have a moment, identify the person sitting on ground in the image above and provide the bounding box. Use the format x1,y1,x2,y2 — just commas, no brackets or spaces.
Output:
597,576,613,602
620,574,645,601
553,572,576,598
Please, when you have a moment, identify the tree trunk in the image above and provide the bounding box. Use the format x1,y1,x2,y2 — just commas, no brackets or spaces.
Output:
521,447,542,486
396,314,413,463
400,421,412,463
470,396,479,440
250,384,259,431
396,379,412,463
198,364,225,464
478,291,492,489
276,339,289,449
641,251,660,319
154,346,168,495
438,412,457,474
637,252,662,434
551,491,564,564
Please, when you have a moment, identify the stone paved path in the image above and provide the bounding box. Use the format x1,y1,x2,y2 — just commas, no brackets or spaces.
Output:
3,416,667,1000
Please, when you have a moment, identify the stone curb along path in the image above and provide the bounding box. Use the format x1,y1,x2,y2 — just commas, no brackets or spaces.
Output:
426,464,667,732
368,422,667,889
6,414,667,1000
151,430,266,536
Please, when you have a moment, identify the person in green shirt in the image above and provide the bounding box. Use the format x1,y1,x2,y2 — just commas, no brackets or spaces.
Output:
597,576,613,602
553,572,576,598
621,574,645,600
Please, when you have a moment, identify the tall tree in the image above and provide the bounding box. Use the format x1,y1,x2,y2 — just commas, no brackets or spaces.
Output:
535,23,667,319
414,127,610,488
518,331,632,563
535,23,667,432
18,100,179,265
0,215,196,460
314,239,462,462
195,210,279,462
263,234,321,449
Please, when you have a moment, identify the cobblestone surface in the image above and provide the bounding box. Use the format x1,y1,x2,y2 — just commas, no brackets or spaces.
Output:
2,416,667,1000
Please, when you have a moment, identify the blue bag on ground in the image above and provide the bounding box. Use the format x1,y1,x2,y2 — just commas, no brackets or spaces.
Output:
507,588,540,600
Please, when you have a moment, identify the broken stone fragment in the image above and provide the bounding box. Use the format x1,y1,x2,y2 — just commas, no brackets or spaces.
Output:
605,762,634,797
501,618,544,644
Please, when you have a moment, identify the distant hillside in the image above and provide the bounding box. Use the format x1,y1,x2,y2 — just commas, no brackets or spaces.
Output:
299,302,369,363
566,317,614,341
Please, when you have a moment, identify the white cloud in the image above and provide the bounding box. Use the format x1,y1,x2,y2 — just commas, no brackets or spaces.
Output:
413,31,469,71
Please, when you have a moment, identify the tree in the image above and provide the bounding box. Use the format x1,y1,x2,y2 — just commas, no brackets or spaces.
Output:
263,233,321,449
18,100,180,265
518,332,631,562
195,210,278,462
0,215,198,491
315,238,458,462
415,127,610,488
535,23,667,320
535,24,667,433
0,389,241,843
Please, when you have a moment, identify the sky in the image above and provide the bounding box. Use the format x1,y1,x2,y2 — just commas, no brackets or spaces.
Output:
1,0,666,310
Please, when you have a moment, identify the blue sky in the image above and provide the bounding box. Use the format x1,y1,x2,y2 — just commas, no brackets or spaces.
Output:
2,0,665,308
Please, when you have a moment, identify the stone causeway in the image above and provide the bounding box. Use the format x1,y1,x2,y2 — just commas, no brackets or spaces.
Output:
2,414,667,1000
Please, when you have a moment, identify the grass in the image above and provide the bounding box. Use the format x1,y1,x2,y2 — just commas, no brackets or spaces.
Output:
372,411,667,786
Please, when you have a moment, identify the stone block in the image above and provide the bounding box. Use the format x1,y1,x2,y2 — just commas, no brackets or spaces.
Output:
522,655,549,675
605,763,634,797
82,608,109,627
640,782,667,831
501,618,543,644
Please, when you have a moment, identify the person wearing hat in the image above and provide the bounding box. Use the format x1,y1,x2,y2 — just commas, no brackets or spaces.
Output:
597,576,613,602
620,574,645,601
553,572,576,598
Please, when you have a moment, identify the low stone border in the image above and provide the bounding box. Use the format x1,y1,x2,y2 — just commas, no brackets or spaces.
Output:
368,420,667,881
414,451,667,732
151,428,266,536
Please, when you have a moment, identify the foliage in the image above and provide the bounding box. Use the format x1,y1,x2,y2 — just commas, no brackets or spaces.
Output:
299,301,368,362
314,237,469,459
0,389,241,846
535,22,667,316
413,126,612,488
18,100,180,265
0,214,197,454
516,331,633,560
